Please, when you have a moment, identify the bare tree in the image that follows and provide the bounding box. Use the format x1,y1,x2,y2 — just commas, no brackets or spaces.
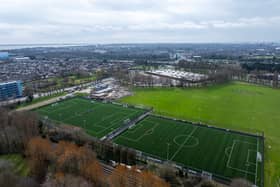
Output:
230,178,252,187
42,174,92,187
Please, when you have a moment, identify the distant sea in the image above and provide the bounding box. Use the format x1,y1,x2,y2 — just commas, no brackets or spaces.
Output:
0,44,88,50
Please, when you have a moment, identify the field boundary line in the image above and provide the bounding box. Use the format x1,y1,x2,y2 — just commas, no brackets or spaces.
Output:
226,141,235,170
255,137,259,185
170,126,198,161
150,114,263,139
234,139,258,146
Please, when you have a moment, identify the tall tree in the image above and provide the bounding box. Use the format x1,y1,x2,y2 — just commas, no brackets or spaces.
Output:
26,137,52,182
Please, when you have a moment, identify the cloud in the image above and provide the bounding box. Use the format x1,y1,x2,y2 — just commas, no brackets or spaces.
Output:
0,0,279,43
210,17,280,29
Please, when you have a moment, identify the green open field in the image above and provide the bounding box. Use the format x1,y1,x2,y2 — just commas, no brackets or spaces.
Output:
120,82,280,186
35,97,146,138
114,115,264,186
0,154,29,176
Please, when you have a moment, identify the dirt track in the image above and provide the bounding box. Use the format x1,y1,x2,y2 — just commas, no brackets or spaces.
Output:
16,96,65,112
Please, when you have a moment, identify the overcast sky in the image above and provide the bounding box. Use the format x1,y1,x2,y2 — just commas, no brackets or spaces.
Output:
0,0,279,44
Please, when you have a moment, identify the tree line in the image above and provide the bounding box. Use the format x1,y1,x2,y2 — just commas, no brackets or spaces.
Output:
241,62,280,73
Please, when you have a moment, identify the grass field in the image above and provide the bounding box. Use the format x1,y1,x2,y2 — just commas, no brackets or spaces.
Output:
114,115,264,186
35,97,146,138
120,82,280,186
0,154,29,176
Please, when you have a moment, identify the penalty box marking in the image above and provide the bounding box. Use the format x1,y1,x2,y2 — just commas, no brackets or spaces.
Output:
118,123,160,142
246,149,258,165
226,139,258,176
96,110,141,135
126,119,156,133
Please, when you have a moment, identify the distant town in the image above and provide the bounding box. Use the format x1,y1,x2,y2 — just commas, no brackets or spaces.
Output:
1,43,280,103
1,43,280,187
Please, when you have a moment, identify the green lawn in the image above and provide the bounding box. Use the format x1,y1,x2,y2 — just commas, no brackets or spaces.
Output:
0,154,29,176
120,82,280,187
35,97,146,138
114,115,263,186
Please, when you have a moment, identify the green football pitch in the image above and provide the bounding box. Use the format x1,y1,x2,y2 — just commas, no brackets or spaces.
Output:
35,97,146,138
114,115,264,186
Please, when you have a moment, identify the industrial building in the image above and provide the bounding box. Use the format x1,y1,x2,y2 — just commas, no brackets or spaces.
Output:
0,80,23,101
146,69,208,82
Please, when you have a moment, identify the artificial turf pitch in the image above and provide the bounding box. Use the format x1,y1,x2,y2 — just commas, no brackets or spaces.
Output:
114,115,264,186
35,97,146,138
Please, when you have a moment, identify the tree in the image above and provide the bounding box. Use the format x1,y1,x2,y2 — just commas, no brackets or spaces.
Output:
109,165,128,187
127,166,141,187
55,142,82,174
109,165,170,187
42,173,92,187
0,109,39,154
0,170,39,187
200,179,217,187
0,160,13,173
11,111,39,147
81,160,105,187
55,142,97,176
24,86,34,103
127,149,137,165
16,177,40,187
26,137,52,182
159,164,180,185
230,178,252,187
0,171,18,187
141,171,170,187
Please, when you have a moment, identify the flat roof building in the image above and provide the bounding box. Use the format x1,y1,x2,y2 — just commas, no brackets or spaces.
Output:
0,80,23,101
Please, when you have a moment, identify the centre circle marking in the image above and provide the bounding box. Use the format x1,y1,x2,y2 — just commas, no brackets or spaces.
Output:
173,135,199,148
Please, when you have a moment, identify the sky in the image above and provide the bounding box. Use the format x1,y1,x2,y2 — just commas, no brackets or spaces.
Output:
0,0,279,44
